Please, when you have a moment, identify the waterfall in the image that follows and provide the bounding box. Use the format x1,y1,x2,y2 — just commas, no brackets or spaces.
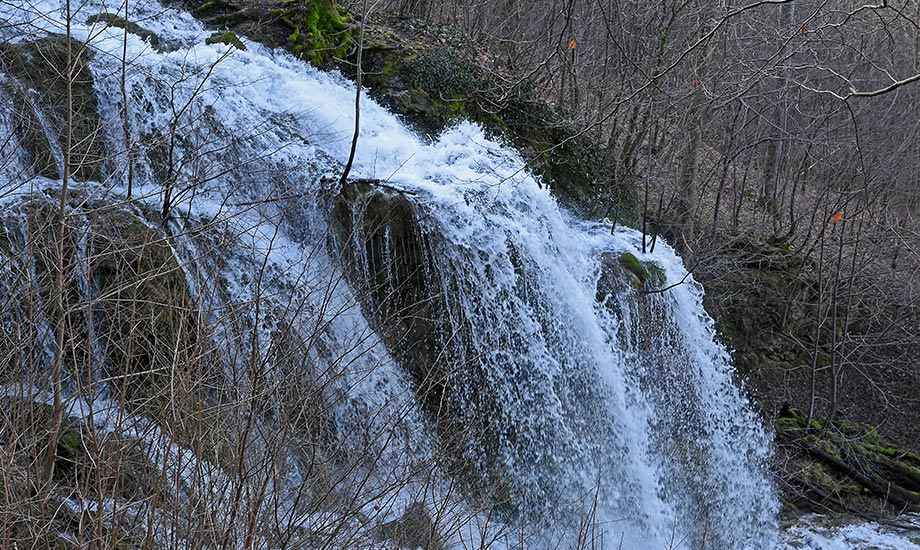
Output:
0,0,779,547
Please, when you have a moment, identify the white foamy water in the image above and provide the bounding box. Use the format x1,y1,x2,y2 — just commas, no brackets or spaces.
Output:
782,515,920,550
0,0,789,547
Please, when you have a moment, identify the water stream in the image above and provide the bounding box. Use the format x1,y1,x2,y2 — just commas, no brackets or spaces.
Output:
0,1,785,546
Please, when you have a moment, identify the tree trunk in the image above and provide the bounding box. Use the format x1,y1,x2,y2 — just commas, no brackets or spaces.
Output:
674,19,711,246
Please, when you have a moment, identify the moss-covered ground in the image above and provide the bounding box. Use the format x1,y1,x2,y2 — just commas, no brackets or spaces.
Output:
775,406,920,518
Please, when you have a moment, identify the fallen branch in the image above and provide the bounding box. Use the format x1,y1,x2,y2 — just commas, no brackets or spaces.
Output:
793,438,920,512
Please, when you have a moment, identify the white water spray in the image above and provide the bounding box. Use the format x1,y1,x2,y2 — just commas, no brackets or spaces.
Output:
0,0,780,546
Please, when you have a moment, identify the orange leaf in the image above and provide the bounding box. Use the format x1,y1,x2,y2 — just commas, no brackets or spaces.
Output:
692,79,700,87
831,212,843,223
568,39,576,50
799,25,807,35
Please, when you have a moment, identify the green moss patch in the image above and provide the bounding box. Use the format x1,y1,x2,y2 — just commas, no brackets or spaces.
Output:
194,0,231,15
272,0,353,65
205,30,247,50
87,12,161,50
618,251,665,289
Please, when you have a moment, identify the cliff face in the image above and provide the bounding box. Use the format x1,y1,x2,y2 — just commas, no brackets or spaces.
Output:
697,238,920,518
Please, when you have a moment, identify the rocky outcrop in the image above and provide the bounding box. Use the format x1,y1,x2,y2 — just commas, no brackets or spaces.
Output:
330,182,448,410
0,35,104,181
86,13,163,51
329,182,514,508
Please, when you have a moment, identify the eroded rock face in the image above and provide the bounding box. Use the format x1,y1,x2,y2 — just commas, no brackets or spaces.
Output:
330,183,448,411
0,35,104,181
332,185,506,517
331,184,542,514
0,198,201,412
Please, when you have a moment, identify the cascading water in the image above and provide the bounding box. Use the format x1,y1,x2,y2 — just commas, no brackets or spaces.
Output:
0,0,780,547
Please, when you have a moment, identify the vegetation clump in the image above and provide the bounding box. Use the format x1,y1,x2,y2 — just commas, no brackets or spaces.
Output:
268,0,354,65
205,30,247,50
194,0,231,15
403,48,483,99
86,12,162,50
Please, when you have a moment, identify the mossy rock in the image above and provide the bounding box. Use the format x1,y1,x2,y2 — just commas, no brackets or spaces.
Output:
88,208,202,412
194,0,231,15
274,0,354,66
5,199,235,470
332,183,487,491
618,251,665,289
595,250,666,301
86,12,161,50
12,199,202,412
205,30,247,50
0,396,162,546
324,19,629,219
161,0,355,66
0,35,104,182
